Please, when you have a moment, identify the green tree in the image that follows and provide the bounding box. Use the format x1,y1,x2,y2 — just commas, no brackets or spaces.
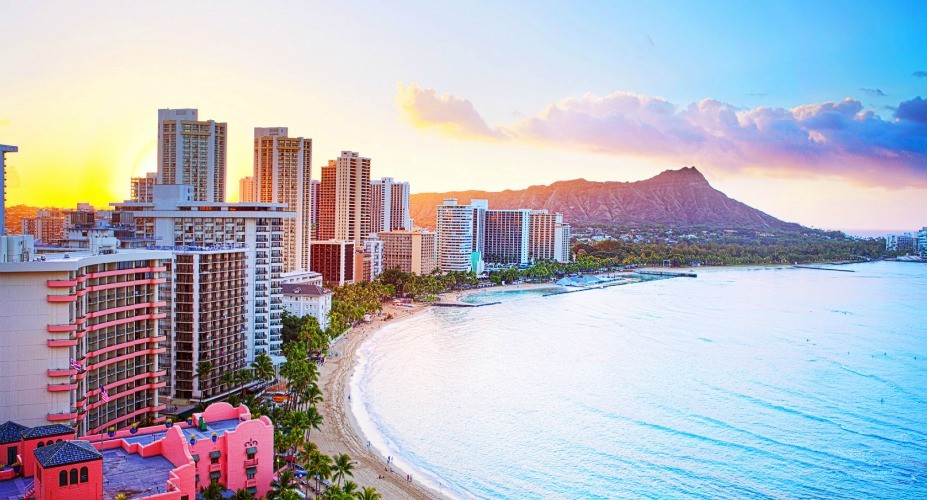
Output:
269,469,298,499
332,453,354,487
355,486,382,500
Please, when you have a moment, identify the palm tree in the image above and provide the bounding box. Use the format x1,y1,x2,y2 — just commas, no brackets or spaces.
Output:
304,406,323,438
355,486,381,500
196,360,213,397
307,451,332,498
331,454,354,487
341,481,358,496
301,383,324,410
200,482,225,500
252,352,276,387
232,488,256,500
269,469,298,499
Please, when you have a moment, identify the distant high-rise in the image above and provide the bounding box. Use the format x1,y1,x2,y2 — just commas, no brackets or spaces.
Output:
253,127,312,271
130,172,158,203
484,209,530,267
435,198,485,273
369,177,411,234
529,210,571,263
317,151,370,244
157,108,227,202
0,144,18,236
21,210,67,245
239,176,255,202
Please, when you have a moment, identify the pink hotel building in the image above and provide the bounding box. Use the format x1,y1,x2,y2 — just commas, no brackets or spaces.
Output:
0,239,171,436
0,402,274,499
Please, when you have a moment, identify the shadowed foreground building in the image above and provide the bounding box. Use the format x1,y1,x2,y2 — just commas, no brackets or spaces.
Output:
0,402,274,499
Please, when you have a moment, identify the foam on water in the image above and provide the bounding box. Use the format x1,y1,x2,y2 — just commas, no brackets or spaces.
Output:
352,262,927,498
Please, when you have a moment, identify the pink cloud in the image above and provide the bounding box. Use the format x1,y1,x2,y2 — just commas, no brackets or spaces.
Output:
397,84,927,188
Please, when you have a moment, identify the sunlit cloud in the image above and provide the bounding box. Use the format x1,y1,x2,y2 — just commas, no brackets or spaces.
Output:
397,84,927,188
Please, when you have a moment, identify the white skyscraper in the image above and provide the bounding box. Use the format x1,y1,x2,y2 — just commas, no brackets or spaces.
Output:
436,198,485,273
369,177,411,234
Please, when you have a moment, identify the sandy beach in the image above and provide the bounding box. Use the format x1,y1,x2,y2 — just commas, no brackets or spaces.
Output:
311,282,562,499
312,299,446,499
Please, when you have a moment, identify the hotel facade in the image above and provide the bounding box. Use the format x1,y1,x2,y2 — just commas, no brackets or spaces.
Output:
253,127,313,272
0,237,171,436
378,229,437,275
157,109,227,203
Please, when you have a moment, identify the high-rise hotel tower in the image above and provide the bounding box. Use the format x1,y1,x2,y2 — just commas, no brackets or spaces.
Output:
253,127,313,272
157,109,227,202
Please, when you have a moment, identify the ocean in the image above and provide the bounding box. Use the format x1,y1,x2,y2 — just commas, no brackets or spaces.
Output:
350,262,927,498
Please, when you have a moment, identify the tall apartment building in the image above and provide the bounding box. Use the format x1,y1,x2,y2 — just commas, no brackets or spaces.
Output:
378,229,437,275
130,172,158,203
886,233,916,253
435,198,486,273
310,240,355,286
0,236,171,435
317,151,370,244
369,177,411,234
484,209,531,267
22,210,68,245
239,176,255,202
309,180,320,240
529,210,571,263
0,144,17,236
112,185,293,363
163,247,247,403
253,127,313,272
157,108,227,202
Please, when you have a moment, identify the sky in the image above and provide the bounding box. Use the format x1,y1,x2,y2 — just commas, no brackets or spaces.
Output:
0,0,925,233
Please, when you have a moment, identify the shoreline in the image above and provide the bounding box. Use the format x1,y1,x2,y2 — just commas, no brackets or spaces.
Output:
314,299,447,499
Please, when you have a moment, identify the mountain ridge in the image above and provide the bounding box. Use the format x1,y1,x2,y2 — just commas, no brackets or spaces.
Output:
410,167,803,231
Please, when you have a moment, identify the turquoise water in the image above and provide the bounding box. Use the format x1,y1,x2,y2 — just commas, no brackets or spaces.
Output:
351,262,927,498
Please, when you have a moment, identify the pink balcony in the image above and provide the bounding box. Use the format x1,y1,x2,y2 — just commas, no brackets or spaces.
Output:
245,479,257,488
46,412,77,422
244,458,259,467
47,324,77,333
47,294,77,303
48,383,76,392
47,279,77,288
47,339,78,347
47,368,76,377
209,463,222,472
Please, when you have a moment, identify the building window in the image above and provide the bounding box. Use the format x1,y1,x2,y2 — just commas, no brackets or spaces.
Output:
70,468,78,485
59,470,68,487
37,442,44,448
80,466,88,483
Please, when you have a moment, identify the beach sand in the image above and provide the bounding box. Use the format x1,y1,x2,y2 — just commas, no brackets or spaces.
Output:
313,300,446,499
312,282,562,499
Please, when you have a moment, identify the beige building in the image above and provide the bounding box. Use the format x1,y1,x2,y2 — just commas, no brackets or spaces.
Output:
130,172,158,203
21,210,67,245
0,237,171,435
253,127,312,272
238,176,255,203
317,151,370,244
378,229,437,275
529,210,570,263
157,108,227,202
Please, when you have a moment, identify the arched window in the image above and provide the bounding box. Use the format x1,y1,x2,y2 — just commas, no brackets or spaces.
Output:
79,467,88,483
69,468,78,485
37,442,44,448
47,440,53,446
56,439,63,443
59,470,68,487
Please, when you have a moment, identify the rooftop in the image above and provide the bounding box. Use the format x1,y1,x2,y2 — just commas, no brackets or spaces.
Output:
22,424,74,440
0,421,29,445
0,477,31,499
33,441,102,468
101,448,174,500
121,418,240,447
281,283,330,297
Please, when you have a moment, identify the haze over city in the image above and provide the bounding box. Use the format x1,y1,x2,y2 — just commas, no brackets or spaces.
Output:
1,1,925,230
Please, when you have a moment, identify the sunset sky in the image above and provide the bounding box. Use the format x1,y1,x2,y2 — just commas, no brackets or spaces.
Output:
1,1,924,233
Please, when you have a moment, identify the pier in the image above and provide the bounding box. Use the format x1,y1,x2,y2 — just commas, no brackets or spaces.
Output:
636,270,698,278
793,265,855,273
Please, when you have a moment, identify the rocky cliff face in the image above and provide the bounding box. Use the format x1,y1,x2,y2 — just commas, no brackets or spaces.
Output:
410,167,801,230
